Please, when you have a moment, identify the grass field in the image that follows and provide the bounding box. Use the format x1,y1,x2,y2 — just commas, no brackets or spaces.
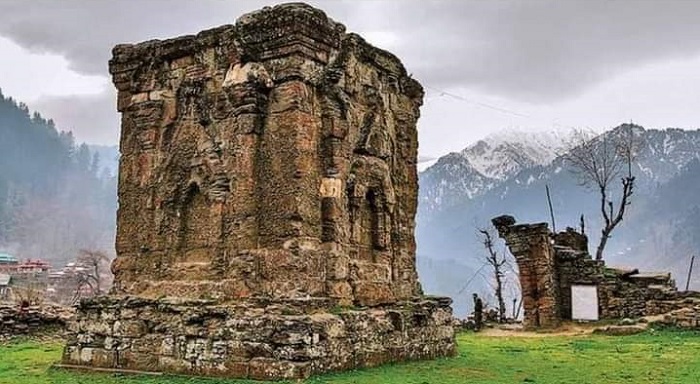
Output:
1,329,699,384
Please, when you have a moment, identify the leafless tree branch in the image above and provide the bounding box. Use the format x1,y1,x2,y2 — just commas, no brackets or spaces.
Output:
561,125,642,260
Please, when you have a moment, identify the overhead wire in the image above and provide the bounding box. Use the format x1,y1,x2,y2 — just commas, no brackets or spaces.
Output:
454,261,489,297
423,83,581,131
424,85,531,119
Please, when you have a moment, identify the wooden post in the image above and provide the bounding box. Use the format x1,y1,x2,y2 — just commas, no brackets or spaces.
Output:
685,255,695,292
546,184,556,233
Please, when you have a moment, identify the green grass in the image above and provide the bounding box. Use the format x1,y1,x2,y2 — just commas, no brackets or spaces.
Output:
2,329,700,384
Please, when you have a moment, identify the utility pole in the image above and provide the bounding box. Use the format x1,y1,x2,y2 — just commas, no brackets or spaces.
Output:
545,184,556,233
685,255,695,292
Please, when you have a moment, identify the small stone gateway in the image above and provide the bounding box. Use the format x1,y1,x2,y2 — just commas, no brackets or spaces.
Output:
61,3,455,379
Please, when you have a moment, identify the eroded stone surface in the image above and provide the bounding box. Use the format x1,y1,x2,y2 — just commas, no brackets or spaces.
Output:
0,304,73,339
64,3,454,379
109,2,423,307
63,296,455,379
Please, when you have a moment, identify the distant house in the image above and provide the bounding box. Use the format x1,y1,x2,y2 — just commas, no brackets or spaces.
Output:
0,253,19,275
0,256,52,301
16,259,52,274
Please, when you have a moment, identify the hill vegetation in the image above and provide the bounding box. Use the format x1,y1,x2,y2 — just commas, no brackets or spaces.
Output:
0,89,117,265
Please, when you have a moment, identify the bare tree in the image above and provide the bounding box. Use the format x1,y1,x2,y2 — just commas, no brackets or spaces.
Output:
72,249,110,303
12,281,45,306
562,124,641,260
503,261,522,320
478,228,507,323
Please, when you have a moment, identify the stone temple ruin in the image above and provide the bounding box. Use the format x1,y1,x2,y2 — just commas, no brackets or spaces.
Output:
493,215,700,329
61,3,455,379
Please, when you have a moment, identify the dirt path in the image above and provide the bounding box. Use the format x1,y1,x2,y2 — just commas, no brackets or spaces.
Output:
480,326,591,338
477,317,660,337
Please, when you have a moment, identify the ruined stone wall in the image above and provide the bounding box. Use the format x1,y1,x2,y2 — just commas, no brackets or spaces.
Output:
555,244,678,320
555,251,595,319
62,296,455,379
656,295,700,329
494,216,690,327
0,304,73,339
109,4,422,306
492,216,560,328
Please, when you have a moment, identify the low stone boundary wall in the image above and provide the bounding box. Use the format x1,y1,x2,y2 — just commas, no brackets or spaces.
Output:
62,296,456,380
657,301,700,329
0,303,74,338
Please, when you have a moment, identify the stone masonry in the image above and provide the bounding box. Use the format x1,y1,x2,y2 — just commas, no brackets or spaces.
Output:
491,216,560,328
493,215,700,329
62,3,455,379
0,303,73,340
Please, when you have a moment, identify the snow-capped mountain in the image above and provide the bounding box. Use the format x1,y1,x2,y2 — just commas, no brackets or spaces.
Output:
416,124,700,316
459,130,569,180
418,129,571,216
635,128,700,182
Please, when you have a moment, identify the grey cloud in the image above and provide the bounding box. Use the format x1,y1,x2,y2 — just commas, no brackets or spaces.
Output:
3,1,700,103
379,1,700,102
30,89,119,145
0,0,274,74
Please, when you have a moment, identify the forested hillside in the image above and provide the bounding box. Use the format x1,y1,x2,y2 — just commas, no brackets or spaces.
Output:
0,89,117,265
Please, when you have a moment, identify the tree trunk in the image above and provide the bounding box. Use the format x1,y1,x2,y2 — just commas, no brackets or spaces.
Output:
596,228,611,261
494,269,506,322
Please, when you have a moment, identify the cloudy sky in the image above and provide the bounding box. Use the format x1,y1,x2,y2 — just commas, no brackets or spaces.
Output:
1,0,699,159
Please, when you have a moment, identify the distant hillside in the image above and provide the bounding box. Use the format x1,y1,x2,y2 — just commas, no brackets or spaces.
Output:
0,89,116,265
87,144,119,177
417,125,700,316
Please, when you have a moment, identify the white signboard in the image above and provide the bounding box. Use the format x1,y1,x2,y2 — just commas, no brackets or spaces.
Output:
571,285,599,321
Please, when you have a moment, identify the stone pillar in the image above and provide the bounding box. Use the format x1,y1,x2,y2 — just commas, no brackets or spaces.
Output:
235,4,343,248
493,215,561,328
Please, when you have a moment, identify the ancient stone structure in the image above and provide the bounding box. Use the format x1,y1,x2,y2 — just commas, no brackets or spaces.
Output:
492,216,560,328
493,215,698,329
0,303,73,340
62,3,455,379
658,297,700,329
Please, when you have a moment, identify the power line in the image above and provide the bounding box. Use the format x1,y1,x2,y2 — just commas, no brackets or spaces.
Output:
424,85,531,119
423,84,581,131
455,262,489,296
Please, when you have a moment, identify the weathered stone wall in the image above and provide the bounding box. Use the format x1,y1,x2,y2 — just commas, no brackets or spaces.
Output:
109,3,422,307
492,216,560,328
493,216,694,328
64,3,454,379
647,292,700,317
62,296,455,379
552,228,678,319
0,304,73,338
657,296,700,329
556,246,678,320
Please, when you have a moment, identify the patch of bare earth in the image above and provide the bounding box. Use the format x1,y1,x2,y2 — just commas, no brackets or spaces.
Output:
479,318,657,337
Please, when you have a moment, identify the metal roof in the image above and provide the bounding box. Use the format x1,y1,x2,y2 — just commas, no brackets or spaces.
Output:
0,253,18,263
